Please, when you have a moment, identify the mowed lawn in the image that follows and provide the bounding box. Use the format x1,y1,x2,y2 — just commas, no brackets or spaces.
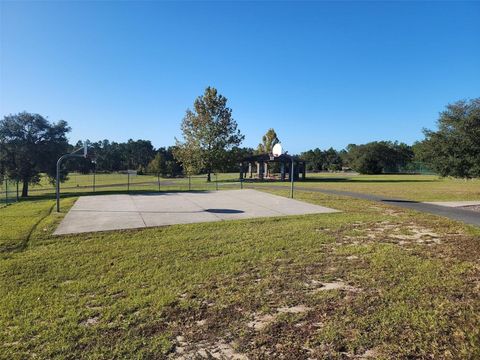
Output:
15,173,242,199
255,173,480,202
1,186,479,358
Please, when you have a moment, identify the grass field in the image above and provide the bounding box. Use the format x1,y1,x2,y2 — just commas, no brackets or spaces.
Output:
5,172,479,203
1,179,479,359
20,172,242,197
255,173,480,202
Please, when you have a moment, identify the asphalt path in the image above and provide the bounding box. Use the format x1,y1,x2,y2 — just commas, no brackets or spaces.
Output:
250,184,480,227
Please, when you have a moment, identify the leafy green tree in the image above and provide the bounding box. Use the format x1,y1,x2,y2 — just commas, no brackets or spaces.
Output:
172,142,203,177
301,148,325,171
300,147,343,172
344,141,413,174
416,98,480,178
147,152,167,176
175,87,244,181
125,139,156,171
222,146,255,173
257,128,280,154
0,112,70,197
256,129,280,174
165,160,181,178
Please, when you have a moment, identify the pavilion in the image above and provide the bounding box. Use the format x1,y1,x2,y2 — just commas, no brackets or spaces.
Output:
240,153,306,181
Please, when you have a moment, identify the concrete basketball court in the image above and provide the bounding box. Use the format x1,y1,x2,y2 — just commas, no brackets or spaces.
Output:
54,189,339,235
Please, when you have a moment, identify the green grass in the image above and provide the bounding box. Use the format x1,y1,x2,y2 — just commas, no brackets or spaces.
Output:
1,186,479,359
24,172,242,197
254,173,480,201
12,172,480,201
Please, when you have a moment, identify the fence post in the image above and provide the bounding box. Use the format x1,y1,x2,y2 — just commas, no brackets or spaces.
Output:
240,178,243,190
16,180,19,201
215,173,218,191
188,176,191,191
158,173,160,192
127,172,130,192
5,178,7,205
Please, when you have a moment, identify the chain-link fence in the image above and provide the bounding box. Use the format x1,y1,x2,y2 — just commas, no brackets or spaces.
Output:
24,172,244,198
0,177,19,207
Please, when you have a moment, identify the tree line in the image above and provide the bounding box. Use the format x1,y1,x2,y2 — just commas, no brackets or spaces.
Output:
65,139,182,176
301,141,416,174
1,89,479,197
300,99,479,177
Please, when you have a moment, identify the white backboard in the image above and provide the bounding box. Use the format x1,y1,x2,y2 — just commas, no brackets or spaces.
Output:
272,143,283,157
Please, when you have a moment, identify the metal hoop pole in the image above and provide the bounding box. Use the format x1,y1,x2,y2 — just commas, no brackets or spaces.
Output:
290,158,294,198
56,146,88,212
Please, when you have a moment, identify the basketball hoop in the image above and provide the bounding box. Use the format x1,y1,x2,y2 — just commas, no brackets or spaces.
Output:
56,140,90,212
272,143,283,158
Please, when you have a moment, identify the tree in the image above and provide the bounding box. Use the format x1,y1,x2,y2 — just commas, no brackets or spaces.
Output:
344,141,413,174
175,87,244,181
300,147,343,172
172,142,203,177
257,128,280,154
416,99,480,178
124,139,156,171
0,112,70,197
147,152,167,176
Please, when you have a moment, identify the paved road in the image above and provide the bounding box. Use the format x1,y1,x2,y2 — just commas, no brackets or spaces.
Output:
250,184,480,227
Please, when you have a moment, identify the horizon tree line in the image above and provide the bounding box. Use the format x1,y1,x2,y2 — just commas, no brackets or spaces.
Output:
1,92,478,197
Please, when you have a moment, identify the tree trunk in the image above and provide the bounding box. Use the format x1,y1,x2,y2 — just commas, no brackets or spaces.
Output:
21,180,28,198
207,171,211,182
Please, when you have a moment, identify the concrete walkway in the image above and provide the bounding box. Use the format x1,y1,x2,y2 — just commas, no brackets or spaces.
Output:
251,184,480,227
54,189,339,235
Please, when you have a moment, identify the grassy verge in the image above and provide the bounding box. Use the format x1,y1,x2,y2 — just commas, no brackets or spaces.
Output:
252,173,480,202
0,189,479,359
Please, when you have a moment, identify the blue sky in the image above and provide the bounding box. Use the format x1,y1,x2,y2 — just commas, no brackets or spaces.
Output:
1,1,479,153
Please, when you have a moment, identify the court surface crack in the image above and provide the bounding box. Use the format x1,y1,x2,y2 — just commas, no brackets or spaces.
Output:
129,195,148,228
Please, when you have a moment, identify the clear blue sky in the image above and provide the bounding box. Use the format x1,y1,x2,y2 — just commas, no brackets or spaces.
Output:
1,1,479,153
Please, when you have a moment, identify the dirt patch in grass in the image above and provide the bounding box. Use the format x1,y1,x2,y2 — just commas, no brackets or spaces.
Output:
247,305,311,332
172,336,247,359
307,279,361,293
247,313,275,331
339,220,443,247
81,316,100,327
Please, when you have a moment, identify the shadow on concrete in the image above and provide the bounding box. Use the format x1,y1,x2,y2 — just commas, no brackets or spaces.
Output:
205,208,244,214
